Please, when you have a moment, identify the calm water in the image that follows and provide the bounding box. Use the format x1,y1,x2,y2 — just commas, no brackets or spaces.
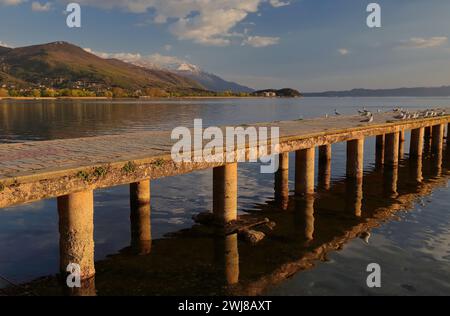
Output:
1,97,450,295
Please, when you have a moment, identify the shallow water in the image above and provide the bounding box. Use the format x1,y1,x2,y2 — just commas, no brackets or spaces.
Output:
0,97,449,295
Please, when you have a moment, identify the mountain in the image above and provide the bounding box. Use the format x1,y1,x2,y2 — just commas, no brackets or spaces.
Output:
0,45,12,55
174,64,254,93
113,55,254,93
303,86,450,97
0,41,204,92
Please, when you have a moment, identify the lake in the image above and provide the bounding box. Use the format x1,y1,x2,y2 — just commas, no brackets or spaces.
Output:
1,97,450,295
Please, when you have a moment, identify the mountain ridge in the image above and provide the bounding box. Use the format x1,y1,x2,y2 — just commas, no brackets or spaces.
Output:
303,86,450,97
0,41,205,93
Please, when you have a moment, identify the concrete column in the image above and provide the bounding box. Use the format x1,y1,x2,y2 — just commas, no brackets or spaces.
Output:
213,163,238,224
214,233,239,285
424,126,432,153
295,148,315,195
318,144,332,190
130,180,150,207
447,123,450,146
432,124,444,155
385,132,400,167
375,135,385,168
58,190,95,281
130,180,151,255
294,196,315,241
383,167,399,198
399,130,405,160
346,138,364,179
410,159,423,184
410,128,424,159
274,152,289,210
346,178,363,217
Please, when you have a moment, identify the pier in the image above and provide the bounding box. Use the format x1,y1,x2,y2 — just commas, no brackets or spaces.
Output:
1,109,450,285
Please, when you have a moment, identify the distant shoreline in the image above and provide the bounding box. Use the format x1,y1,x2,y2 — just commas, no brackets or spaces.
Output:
0,96,299,101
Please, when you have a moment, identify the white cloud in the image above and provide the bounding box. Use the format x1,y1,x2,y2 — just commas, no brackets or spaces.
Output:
399,37,448,49
83,48,188,70
31,1,51,11
0,0,25,5
269,0,290,8
0,41,13,48
338,48,350,56
242,36,279,47
69,0,288,46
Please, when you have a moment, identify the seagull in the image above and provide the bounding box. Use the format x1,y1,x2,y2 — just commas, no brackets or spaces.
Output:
394,112,407,120
325,113,329,118
361,114,374,123
335,109,341,116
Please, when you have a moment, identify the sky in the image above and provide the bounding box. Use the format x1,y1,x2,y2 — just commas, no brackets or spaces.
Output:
1,0,450,92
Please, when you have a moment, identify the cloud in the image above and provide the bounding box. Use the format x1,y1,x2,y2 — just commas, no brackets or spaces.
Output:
83,48,188,69
31,1,51,11
242,35,279,47
338,48,350,56
0,0,25,5
398,37,448,49
0,41,13,48
68,0,288,46
269,0,290,8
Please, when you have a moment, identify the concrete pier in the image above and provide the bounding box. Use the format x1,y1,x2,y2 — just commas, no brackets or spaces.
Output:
295,148,315,195
215,233,239,285
318,145,332,190
294,196,315,241
346,178,363,217
385,132,400,167
399,130,406,159
130,180,151,255
432,124,445,155
383,167,399,198
58,190,95,280
376,135,385,167
213,163,238,224
274,152,290,210
410,128,424,159
410,159,423,184
424,126,432,153
346,138,364,179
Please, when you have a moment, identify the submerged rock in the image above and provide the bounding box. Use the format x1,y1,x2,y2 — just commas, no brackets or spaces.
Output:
240,230,266,244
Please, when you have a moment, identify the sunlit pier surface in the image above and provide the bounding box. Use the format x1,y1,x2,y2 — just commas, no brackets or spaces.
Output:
1,108,450,292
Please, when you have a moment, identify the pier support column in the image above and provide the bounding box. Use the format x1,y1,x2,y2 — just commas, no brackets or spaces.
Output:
410,128,424,159
275,152,289,210
295,148,315,195
383,167,399,198
410,159,423,184
399,130,405,160
294,195,315,241
432,124,444,155
447,123,450,146
346,178,363,217
346,138,364,179
214,233,239,285
58,190,95,281
375,135,385,168
130,180,151,255
318,145,332,190
385,132,400,168
424,126,432,153
213,163,238,224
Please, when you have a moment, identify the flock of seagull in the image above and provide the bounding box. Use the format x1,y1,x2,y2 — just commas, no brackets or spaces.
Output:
329,107,447,124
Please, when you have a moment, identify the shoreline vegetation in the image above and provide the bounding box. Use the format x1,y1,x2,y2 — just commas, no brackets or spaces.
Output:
0,95,300,101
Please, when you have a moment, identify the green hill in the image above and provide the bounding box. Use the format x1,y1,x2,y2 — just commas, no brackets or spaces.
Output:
0,41,204,92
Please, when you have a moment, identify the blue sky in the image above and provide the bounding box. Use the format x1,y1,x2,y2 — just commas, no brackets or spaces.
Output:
1,0,450,92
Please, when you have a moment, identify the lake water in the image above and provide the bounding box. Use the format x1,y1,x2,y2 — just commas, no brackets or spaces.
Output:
1,97,450,295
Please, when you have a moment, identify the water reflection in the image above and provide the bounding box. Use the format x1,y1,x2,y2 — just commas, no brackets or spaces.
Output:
3,150,449,296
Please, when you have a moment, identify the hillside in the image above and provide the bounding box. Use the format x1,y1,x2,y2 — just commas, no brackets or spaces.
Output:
0,42,204,92
174,65,254,93
303,86,450,97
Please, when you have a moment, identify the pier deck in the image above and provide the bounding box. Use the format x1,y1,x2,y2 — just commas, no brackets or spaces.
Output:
1,109,450,208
